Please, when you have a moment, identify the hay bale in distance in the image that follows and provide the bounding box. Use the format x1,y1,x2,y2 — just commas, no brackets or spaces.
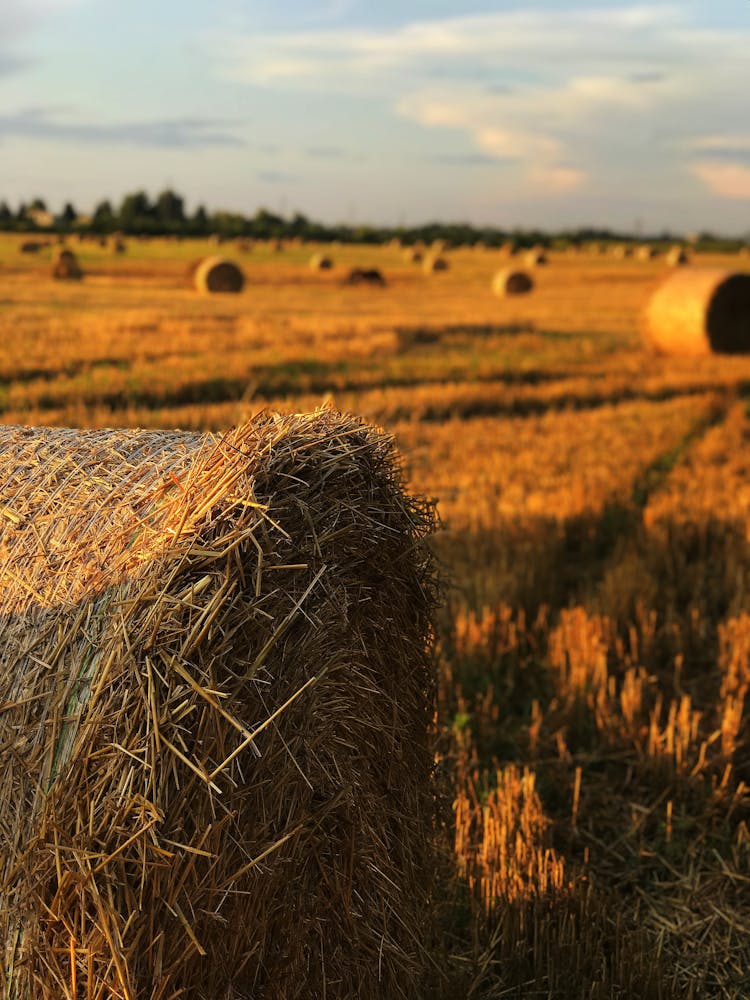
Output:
643,268,750,355
636,244,657,261
422,254,448,274
523,248,547,267
493,269,534,296
611,244,633,260
0,411,437,1000
19,240,45,254
342,266,386,287
666,245,690,267
309,252,333,271
403,247,423,264
194,255,245,294
52,248,83,281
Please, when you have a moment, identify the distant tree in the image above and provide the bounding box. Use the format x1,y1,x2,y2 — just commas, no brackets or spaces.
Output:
155,189,185,230
119,190,155,233
57,202,77,230
29,197,47,212
92,199,116,233
0,201,12,228
190,204,209,236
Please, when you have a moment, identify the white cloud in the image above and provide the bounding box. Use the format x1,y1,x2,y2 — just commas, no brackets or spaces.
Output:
691,162,750,200
210,5,750,202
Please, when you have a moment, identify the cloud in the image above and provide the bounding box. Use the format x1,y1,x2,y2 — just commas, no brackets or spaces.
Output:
426,152,498,167
257,169,298,184
0,0,84,76
686,135,750,163
691,163,750,200
0,109,244,148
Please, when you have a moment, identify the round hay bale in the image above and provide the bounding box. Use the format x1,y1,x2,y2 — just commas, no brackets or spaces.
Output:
0,412,437,1000
342,266,386,287
309,252,333,271
19,241,44,255
611,244,633,260
643,268,750,355
403,247,422,264
52,248,82,281
422,254,448,274
492,269,534,296
523,248,547,267
270,238,284,253
666,245,690,267
111,237,126,255
636,244,657,261
194,255,245,294
236,239,253,253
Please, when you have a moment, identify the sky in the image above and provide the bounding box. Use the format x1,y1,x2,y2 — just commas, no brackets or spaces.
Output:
1,0,750,233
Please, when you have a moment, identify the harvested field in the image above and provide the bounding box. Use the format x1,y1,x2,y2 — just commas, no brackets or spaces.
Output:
1,234,750,997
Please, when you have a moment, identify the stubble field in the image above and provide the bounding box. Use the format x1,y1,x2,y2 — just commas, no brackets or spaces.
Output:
2,234,750,997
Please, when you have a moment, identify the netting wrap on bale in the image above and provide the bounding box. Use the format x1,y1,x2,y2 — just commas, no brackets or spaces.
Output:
643,268,750,355
0,411,437,1000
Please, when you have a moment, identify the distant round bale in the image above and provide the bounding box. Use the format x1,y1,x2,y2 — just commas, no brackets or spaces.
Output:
309,253,333,271
523,248,547,267
643,268,750,355
342,267,386,287
612,244,634,260
111,236,126,255
666,245,690,267
636,244,657,261
19,241,44,254
52,248,82,281
403,248,422,264
194,256,245,294
422,254,448,274
236,239,253,253
493,269,534,296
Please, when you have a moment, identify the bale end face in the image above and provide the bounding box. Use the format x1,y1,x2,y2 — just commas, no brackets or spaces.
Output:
194,255,245,294
309,253,333,271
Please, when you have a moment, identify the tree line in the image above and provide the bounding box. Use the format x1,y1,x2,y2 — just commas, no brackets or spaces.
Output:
0,189,746,252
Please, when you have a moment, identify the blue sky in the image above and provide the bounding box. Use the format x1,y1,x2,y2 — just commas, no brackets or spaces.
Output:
2,1,750,232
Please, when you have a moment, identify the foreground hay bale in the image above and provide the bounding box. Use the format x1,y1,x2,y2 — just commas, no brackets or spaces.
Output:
52,248,82,281
0,411,437,1000
643,268,750,355
194,255,245,294
309,252,333,271
493,269,534,296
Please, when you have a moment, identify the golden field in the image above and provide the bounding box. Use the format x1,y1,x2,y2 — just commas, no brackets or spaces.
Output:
2,233,750,997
